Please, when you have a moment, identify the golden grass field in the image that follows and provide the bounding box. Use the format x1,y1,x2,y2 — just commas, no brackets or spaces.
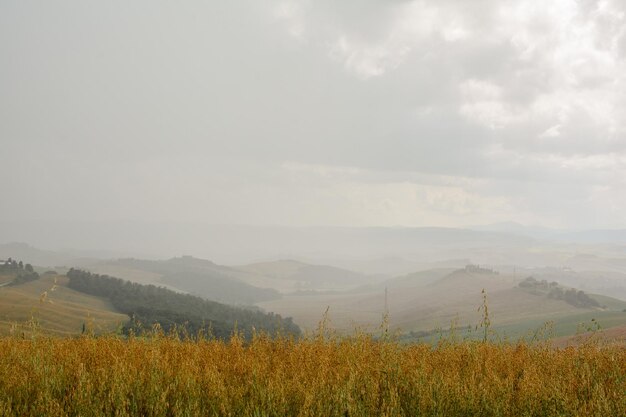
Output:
0,274,16,286
0,332,624,417
0,272,624,416
0,274,127,336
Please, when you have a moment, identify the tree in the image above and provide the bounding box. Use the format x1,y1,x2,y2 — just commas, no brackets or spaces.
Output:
66,269,301,339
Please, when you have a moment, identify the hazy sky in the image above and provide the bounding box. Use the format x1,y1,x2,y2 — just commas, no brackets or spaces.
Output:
2,0,626,230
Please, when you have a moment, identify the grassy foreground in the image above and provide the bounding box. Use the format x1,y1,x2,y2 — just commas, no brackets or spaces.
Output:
0,333,624,417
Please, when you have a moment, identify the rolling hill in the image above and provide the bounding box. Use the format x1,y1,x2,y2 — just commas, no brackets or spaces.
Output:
0,242,77,268
257,266,626,340
0,273,127,336
525,267,626,301
0,266,301,339
85,257,378,301
66,269,300,339
236,259,377,292
85,256,282,305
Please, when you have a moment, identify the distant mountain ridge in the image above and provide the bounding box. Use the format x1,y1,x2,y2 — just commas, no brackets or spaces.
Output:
470,222,626,243
3,223,626,269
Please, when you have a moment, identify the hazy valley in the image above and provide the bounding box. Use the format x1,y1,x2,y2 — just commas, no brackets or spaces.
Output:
2,225,625,345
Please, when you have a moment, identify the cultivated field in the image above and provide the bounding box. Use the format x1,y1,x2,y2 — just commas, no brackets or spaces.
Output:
0,274,126,336
0,333,623,416
257,268,626,338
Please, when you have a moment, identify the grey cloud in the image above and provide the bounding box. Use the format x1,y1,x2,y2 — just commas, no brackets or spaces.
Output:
1,0,625,233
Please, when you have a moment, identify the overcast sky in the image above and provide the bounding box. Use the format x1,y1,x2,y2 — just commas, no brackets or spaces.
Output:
2,0,626,230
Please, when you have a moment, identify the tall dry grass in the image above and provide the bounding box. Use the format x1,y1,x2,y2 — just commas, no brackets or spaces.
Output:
0,330,623,416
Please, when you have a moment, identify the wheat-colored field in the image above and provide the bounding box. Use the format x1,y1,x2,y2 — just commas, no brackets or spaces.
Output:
0,275,127,336
0,332,623,416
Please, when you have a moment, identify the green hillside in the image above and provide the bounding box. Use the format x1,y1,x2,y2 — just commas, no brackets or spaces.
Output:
66,269,300,339
0,261,302,339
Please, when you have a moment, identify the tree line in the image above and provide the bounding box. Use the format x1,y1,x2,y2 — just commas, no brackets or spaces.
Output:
0,258,40,285
518,276,601,309
66,269,301,339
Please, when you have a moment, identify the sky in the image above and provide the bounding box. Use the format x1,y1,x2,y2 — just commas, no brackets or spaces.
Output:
2,0,626,231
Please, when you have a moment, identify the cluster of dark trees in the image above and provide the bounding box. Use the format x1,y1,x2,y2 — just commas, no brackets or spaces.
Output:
0,258,39,285
518,277,557,291
518,277,601,309
547,287,601,308
66,269,301,339
464,264,498,275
